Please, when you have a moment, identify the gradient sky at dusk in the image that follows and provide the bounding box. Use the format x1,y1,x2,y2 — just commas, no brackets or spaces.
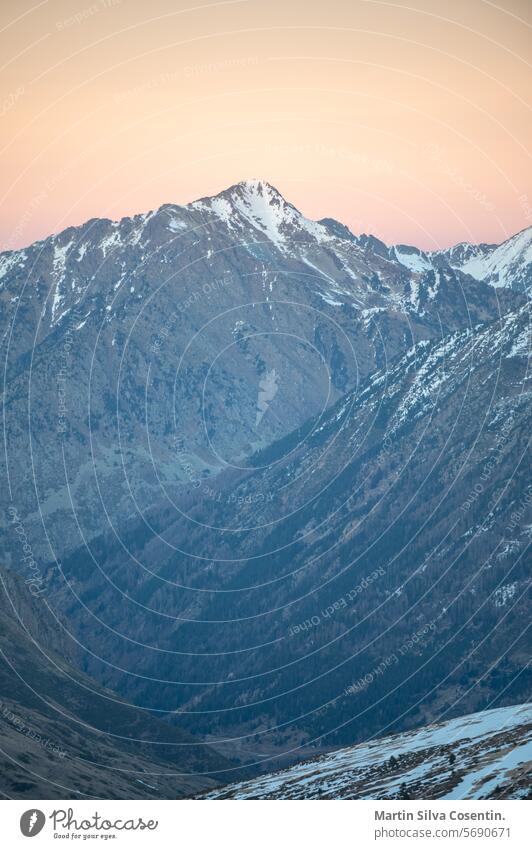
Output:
1,0,531,251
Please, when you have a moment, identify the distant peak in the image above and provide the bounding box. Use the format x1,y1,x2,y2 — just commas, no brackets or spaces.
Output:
318,217,357,242
192,178,291,214
226,178,285,203
189,179,334,251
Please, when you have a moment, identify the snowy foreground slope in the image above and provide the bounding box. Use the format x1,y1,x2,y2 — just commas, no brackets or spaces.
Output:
202,704,532,799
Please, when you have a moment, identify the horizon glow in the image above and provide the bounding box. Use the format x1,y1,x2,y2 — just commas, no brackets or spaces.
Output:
1,0,531,252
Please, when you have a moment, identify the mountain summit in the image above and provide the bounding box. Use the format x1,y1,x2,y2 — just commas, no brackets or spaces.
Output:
190,178,330,250
442,225,532,292
0,182,528,568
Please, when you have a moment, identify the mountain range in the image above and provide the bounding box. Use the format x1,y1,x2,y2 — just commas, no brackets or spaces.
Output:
0,180,527,563
0,179,530,795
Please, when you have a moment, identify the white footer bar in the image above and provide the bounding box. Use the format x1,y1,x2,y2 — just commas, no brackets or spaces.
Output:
3,799,529,848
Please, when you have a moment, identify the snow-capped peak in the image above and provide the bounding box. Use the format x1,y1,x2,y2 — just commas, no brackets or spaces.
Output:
443,226,532,292
190,179,331,251
225,178,295,231
234,177,283,197
393,244,432,274
193,178,287,215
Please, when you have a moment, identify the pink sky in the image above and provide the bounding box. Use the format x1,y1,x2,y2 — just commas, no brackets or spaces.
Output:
1,0,531,251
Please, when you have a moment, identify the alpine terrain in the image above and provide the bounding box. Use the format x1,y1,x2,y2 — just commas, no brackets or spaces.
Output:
0,180,530,795
203,704,532,799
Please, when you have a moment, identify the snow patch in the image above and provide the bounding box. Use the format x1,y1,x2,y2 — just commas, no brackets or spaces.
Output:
394,246,432,274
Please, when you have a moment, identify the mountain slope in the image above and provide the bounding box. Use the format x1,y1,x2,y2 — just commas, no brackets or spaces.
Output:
0,566,240,799
41,303,531,767
202,704,532,799
439,227,532,292
1,183,529,778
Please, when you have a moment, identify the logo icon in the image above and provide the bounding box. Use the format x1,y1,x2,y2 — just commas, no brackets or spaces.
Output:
20,809,45,837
